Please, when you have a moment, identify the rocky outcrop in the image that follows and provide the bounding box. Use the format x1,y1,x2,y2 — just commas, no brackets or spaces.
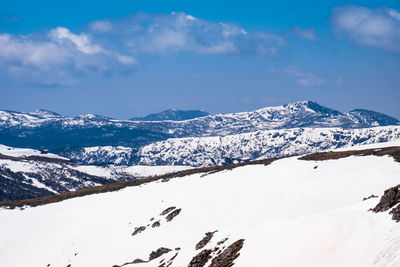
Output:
149,247,172,261
166,208,181,222
195,231,217,250
209,239,245,267
132,226,146,236
188,249,212,267
372,184,400,222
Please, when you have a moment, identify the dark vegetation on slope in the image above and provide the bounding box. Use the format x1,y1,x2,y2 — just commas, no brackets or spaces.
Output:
131,109,209,121
0,153,123,202
1,146,399,209
298,146,400,163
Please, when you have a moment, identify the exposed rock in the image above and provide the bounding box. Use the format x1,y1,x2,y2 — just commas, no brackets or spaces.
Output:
112,258,146,267
149,247,172,261
160,207,176,216
131,259,146,264
363,194,378,201
372,185,400,222
209,239,245,267
166,252,178,267
217,238,228,245
166,208,181,222
132,226,146,236
188,249,212,267
390,205,400,222
372,185,400,212
195,231,217,250
152,221,161,228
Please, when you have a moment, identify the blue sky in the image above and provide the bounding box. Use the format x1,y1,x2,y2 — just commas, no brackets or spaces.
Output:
1,0,399,119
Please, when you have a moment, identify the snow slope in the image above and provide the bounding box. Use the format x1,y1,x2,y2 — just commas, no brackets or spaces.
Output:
136,126,400,167
0,150,399,266
0,144,69,160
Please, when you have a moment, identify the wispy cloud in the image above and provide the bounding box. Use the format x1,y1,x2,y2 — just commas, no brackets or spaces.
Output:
0,12,285,85
293,26,317,41
332,5,400,53
100,12,284,56
269,65,324,87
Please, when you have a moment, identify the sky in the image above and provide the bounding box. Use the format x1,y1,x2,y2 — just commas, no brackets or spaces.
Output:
0,0,399,119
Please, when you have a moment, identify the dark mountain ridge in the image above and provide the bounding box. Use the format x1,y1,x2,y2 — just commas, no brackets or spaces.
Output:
131,109,209,121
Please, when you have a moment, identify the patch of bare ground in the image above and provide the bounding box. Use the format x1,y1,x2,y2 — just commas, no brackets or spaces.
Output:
159,252,179,267
166,208,181,222
160,207,176,216
372,184,400,222
113,247,172,267
217,238,228,245
113,258,146,267
188,249,213,267
131,226,146,236
363,194,378,201
152,221,161,228
149,247,172,261
299,146,400,162
195,231,218,250
208,239,245,267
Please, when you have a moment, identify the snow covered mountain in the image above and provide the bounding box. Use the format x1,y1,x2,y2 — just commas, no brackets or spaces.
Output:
0,144,190,201
1,146,399,267
67,126,400,167
131,109,209,121
0,101,398,159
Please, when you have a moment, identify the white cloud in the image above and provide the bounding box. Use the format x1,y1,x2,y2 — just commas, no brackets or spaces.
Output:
332,5,400,53
103,12,284,56
293,26,317,41
0,12,285,85
0,30,136,85
269,65,324,87
50,27,103,54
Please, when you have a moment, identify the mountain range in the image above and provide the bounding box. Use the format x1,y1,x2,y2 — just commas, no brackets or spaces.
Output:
0,101,398,163
1,101,400,201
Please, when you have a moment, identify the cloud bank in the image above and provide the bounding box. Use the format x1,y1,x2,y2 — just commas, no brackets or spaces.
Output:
332,5,400,53
0,12,285,85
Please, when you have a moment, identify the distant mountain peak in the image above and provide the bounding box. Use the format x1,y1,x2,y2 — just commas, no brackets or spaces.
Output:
349,109,399,126
131,109,210,121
